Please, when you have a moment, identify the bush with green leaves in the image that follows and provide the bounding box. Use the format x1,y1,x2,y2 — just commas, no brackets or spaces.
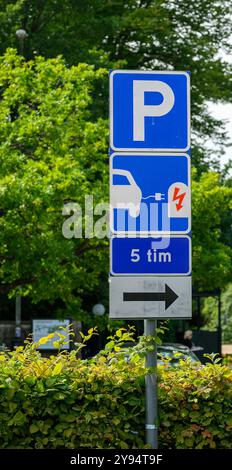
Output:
159,354,232,449
223,355,232,368
0,328,231,449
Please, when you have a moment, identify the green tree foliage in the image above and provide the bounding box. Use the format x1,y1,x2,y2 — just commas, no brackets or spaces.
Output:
0,49,108,314
192,171,232,290
202,284,232,343
0,50,231,314
0,0,231,169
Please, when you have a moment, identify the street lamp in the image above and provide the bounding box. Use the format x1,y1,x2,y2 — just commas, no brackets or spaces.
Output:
92,303,105,316
16,29,28,55
13,28,28,346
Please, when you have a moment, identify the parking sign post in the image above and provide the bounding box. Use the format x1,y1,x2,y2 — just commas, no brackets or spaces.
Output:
109,69,191,449
145,319,158,449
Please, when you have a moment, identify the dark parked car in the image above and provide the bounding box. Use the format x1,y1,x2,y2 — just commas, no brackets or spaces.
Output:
157,343,201,366
107,341,202,366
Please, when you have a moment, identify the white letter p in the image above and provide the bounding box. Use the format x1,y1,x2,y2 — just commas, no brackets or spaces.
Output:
133,80,175,141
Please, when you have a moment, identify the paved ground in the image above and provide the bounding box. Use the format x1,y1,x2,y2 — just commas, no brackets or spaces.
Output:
222,344,232,355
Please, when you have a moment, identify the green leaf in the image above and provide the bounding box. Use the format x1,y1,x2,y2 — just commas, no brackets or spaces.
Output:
30,424,39,434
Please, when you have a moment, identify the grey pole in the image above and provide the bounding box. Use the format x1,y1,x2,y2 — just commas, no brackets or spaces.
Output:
144,319,158,449
15,295,22,338
218,290,222,356
14,29,27,344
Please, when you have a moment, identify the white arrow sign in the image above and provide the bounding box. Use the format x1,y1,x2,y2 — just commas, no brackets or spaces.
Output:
109,276,192,319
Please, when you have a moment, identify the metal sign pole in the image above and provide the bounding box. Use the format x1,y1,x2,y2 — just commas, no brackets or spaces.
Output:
15,295,22,338
144,319,158,449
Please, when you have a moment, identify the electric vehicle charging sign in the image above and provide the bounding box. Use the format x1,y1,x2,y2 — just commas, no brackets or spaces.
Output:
110,153,191,235
109,69,191,320
110,70,190,152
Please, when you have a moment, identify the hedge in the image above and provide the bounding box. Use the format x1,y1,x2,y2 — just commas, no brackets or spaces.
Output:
0,329,231,449
223,354,232,368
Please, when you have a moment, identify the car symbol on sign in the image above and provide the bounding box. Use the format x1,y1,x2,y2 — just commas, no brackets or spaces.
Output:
111,169,142,217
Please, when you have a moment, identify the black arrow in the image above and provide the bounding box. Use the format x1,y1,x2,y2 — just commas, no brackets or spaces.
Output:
123,284,178,310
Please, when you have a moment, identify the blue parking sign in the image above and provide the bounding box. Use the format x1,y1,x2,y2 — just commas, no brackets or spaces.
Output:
110,70,190,152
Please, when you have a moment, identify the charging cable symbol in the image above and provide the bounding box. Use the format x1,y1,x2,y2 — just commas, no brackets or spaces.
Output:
142,193,165,201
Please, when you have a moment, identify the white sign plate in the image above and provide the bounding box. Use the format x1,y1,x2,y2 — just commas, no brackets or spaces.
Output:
32,319,70,350
109,276,192,319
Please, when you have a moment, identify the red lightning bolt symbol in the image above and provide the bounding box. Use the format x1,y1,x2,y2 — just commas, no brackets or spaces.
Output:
173,187,186,211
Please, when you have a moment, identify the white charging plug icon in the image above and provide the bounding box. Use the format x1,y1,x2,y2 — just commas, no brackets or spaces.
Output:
154,193,165,201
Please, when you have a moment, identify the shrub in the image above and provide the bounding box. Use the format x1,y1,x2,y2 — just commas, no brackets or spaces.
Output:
222,354,232,367
0,329,231,449
159,356,232,448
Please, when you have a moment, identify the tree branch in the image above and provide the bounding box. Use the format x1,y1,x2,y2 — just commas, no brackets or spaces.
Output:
0,277,37,294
